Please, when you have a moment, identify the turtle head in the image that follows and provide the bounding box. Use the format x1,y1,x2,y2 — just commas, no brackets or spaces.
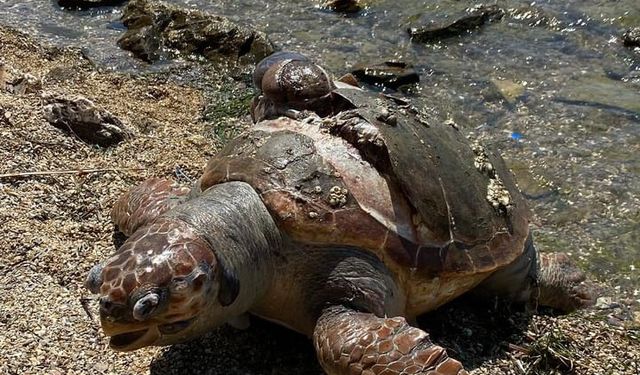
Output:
85,217,237,351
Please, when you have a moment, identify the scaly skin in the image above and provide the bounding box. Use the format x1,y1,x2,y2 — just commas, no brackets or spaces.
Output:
111,177,190,236
536,252,595,312
314,306,468,375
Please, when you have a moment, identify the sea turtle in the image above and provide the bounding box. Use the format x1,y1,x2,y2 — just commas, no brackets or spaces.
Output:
85,52,594,374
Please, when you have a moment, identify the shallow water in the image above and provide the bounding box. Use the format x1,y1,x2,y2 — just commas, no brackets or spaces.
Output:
1,0,638,296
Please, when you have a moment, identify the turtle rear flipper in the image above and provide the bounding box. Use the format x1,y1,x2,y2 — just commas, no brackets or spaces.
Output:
475,237,596,312
111,178,190,237
536,252,596,312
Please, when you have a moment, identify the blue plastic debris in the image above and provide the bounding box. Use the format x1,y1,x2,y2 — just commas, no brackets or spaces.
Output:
510,131,523,141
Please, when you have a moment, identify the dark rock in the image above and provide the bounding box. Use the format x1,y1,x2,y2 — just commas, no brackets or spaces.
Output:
44,94,132,147
57,0,128,10
351,61,419,90
321,0,364,14
118,0,274,64
408,4,504,43
622,27,640,48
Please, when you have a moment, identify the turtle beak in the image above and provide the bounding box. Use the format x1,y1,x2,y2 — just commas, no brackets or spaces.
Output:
104,318,195,351
108,325,161,351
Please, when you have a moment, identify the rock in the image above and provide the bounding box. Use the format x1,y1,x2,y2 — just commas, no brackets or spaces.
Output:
351,61,419,90
43,94,132,147
118,0,274,64
622,27,640,48
8,73,42,95
57,0,128,10
408,4,504,43
320,0,364,14
1,61,43,95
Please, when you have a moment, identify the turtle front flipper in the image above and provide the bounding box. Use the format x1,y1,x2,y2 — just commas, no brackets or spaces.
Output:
314,306,468,375
111,178,190,237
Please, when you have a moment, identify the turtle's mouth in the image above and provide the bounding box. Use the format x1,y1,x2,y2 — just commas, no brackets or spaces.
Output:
110,329,150,349
109,319,193,351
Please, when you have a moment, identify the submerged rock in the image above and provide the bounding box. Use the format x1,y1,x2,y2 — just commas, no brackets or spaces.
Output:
489,78,524,104
557,73,640,115
44,94,132,147
351,61,419,90
57,0,128,10
622,27,640,48
408,4,504,43
118,0,274,64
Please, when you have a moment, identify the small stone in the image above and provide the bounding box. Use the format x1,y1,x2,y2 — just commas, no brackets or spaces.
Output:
308,211,319,219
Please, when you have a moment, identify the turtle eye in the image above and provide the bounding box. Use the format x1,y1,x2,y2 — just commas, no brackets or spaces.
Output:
132,292,161,321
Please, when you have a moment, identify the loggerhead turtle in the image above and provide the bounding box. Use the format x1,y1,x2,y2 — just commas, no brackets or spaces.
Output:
85,52,594,375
